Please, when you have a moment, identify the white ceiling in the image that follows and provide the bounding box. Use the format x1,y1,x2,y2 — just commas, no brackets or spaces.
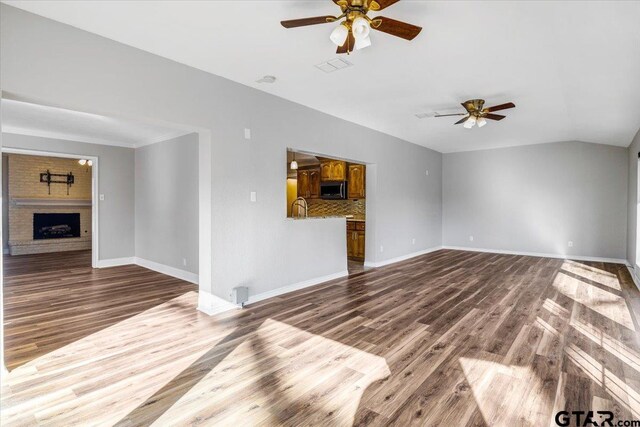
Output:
1,99,191,148
4,1,640,153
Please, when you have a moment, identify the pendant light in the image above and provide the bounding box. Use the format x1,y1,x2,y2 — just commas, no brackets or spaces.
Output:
290,152,298,170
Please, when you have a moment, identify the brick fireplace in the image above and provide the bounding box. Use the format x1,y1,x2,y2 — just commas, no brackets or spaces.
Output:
7,154,92,255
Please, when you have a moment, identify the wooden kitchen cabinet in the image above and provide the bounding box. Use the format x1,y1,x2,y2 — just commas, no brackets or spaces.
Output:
297,169,309,198
348,164,365,199
297,167,320,199
346,221,365,261
355,231,365,259
320,162,332,181
320,160,347,181
309,169,320,198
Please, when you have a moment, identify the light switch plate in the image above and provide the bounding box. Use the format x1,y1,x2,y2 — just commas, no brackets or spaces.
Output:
250,191,257,202
244,128,251,140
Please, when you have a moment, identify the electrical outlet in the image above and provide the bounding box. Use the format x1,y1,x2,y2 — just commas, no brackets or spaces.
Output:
244,128,251,139
182,258,187,266
469,235,474,242
425,170,429,176
380,245,384,253
99,194,105,201
568,241,574,248
250,191,257,202
412,238,416,245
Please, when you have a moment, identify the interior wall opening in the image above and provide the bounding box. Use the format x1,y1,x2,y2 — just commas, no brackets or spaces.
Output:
286,148,370,275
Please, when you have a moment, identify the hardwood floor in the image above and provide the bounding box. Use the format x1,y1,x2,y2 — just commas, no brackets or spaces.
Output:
2,250,196,370
2,249,640,426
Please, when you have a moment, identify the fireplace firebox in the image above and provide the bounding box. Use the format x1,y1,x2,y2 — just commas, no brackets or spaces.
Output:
33,213,81,240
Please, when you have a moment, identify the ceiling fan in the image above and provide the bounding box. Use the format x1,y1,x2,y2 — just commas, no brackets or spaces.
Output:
435,99,516,128
280,0,422,54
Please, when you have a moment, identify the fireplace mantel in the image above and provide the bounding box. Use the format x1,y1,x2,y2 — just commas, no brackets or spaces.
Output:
11,198,92,207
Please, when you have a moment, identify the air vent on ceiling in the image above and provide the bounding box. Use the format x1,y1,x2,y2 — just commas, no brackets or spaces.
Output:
315,58,353,73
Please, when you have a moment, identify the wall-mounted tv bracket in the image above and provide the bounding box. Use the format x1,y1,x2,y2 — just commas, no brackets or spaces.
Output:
40,170,74,195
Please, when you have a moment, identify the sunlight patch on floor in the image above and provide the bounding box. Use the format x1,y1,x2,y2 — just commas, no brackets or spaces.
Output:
1,291,228,426
459,356,552,426
151,318,390,426
561,260,621,291
570,318,640,373
553,271,635,331
542,298,570,319
565,343,640,418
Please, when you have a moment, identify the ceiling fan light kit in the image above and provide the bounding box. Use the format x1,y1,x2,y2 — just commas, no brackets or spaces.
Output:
435,99,516,129
281,0,422,55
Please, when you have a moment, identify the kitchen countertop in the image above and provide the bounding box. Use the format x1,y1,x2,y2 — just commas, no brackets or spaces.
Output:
287,216,365,221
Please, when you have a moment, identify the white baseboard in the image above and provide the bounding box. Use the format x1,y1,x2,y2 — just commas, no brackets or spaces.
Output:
197,290,239,316
96,257,135,268
247,270,349,305
134,257,198,285
442,245,627,265
364,246,443,268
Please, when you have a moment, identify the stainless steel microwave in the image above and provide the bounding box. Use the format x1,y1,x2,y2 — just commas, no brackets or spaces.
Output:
320,181,347,199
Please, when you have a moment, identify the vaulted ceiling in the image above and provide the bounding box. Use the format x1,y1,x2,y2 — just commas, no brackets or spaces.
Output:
4,1,640,153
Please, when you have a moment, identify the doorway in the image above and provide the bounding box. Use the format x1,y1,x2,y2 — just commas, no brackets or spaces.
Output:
2,148,99,269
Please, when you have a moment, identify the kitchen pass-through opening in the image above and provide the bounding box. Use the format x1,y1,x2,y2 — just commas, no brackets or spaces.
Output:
286,149,369,275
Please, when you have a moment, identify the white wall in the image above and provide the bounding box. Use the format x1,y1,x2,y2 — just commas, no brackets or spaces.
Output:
0,5,443,302
627,128,640,267
1,133,135,260
135,133,199,274
443,141,628,261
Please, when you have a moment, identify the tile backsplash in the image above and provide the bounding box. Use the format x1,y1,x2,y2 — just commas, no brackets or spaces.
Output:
307,198,365,219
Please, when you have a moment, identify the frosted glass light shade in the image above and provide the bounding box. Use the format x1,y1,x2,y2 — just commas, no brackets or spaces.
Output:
352,17,370,39
463,117,475,129
330,24,349,46
355,35,371,50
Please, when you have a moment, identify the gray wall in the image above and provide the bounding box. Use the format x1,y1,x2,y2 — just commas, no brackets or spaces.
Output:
1,133,135,260
628,128,640,267
2,154,8,253
0,5,442,301
135,133,199,274
443,141,628,260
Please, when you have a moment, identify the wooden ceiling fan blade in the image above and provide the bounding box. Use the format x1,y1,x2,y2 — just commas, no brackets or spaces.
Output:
484,113,506,121
371,16,422,40
454,116,470,125
336,31,355,54
483,102,515,112
368,0,401,11
281,16,335,28
435,113,466,117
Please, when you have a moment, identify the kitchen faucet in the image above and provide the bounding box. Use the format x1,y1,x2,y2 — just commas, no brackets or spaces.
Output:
290,197,308,218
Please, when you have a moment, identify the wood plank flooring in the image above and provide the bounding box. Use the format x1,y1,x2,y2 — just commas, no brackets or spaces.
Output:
2,250,196,370
2,249,640,426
